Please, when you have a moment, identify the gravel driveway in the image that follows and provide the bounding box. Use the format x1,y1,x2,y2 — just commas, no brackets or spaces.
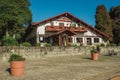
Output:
0,54,120,80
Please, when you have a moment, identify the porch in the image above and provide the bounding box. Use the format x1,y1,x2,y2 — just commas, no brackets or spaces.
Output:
47,29,76,46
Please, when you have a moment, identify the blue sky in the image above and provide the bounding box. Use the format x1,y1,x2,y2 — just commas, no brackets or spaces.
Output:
30,0,120,26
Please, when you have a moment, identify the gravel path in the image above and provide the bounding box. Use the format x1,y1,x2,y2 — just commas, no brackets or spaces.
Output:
0,54,120,80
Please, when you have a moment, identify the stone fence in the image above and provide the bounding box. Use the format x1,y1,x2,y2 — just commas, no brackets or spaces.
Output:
0,46,120,61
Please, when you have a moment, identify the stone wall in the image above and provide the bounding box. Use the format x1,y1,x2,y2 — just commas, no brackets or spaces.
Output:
0,46,120,61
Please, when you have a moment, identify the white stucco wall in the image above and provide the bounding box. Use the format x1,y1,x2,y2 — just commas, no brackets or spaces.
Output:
37,22,51,34
84,29,97,36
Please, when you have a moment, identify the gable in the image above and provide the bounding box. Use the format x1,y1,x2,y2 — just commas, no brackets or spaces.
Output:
57,16,72,22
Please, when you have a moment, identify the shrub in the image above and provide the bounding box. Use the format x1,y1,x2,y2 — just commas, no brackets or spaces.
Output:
100,43,105,47
90,49,98,54
118,43,120,46
9,54,25,62
21,42,31,47
36,43,41,47
2,36,17,46
110,43,116,46
44,43,51,47
90,45,100,54
107,43,116,47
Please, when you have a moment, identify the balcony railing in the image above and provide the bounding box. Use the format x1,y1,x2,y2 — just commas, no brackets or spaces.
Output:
45,26,87,32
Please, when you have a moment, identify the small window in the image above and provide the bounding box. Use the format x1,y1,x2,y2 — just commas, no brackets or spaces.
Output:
77,38,82,43
50,22,54,26
40,36,44,42
94,38,99,43
59,23,64,27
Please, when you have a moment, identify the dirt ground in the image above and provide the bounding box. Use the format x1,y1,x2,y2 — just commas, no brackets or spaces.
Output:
0,54,120,80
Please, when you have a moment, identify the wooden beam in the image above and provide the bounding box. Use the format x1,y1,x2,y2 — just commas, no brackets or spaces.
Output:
66,34,68,47
58,35,62,46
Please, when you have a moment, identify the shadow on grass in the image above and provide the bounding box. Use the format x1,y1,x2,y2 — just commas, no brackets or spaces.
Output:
6,68,11,75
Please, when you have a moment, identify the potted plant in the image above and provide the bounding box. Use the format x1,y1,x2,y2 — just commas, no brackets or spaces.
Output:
90,47,99,60
9,54,25,76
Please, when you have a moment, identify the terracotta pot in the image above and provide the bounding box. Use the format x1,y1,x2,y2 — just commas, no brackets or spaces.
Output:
10,61,25,76
91,53,98,60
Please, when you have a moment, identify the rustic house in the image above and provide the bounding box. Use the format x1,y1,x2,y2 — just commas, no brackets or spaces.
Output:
25,12,109,46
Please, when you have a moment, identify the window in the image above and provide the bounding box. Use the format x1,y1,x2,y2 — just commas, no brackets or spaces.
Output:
59,23,64,27
68,37,72,43
50,22,54,26
94,38,99,43
39,36,44,42
77,38,82,43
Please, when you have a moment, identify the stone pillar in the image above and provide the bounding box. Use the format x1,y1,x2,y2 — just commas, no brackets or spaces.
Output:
36,34,39,43
83,37,86,46
91,37,94,46
72,36,75,43
50,37,53,44
99,38,102,44
74,36,77,44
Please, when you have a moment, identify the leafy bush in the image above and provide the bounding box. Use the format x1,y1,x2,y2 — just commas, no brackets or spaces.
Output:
100,43,105,47
21,42,31,47
9,54,25,62
107,43,116,47
90,49,98,54
90,45,100,54
2,36,17,46
110,43,116,46
44,43,51,47
36,43,41,47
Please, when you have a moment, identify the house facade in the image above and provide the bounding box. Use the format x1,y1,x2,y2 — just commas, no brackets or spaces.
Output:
25,12,109,46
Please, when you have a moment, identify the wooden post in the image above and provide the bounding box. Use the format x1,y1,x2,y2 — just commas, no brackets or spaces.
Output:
58,35,62,46
66,34,68,47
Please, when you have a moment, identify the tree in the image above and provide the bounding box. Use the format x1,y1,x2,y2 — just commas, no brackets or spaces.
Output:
109,6,120,45
95,5,113,41
0,0,32,41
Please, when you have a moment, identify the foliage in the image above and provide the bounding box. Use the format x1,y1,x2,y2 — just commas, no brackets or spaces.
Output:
90,45,100,54
68,44,77,47
109,6,120,45
21,42,31,47
2,36,17,46
90,49,98,54
35,43,41,47
106,43,116,47
9,54,25,62
0,0,32,41
100,43,105,47
95,5,113,41
70,23,76,28
44,43,52,47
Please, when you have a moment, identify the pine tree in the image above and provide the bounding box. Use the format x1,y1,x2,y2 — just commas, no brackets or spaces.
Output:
95,5,113,41
109,6,120,45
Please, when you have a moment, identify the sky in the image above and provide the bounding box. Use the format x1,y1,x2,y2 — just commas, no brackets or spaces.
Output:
29,0,120,26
